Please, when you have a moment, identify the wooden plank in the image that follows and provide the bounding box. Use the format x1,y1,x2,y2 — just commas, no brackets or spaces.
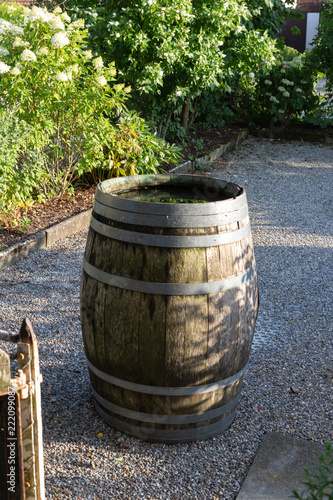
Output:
0,349,10,395
18,318,45,500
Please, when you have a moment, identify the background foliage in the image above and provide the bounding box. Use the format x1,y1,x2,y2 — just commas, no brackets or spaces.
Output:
61,0,299,136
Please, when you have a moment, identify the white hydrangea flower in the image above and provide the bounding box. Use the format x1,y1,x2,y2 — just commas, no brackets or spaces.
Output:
217,40,224,46
249,72,255,78
29,6,50,23
51,32,70,48
95,75,107,86
0,19,24,36
70,19,85,29
20,49,37,62
37,47,49,56
0,19,12,34
278,86,285,92
278,109,284,113
270,96,279,103
0,47,9,56
264,80,272,85
13,37,29,48
175,90,182,96
55,72,68,82
53,6,62,14
296,88,302,93
10,25,24,36
283,91,290,97
49,15,65,31
70,63,79,74
0,61,10,73
301,79,307,84
157,70,163,77
280,69,286,73
92,56,103,69
10,66,21,75
82,50,92,59
61,12,71,23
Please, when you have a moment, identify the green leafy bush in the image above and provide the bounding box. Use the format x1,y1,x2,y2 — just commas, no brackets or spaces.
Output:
241,53,319,125
60,0,298,136
0,4,180,203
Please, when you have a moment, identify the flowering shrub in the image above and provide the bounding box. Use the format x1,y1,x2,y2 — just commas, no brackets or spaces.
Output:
63,0,296,136
242,54,319,125
0,4,179,204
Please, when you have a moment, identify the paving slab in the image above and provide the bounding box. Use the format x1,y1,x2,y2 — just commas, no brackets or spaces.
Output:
237,432,329,500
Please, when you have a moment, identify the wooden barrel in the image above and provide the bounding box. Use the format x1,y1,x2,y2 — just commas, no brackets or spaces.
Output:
80,174,259,443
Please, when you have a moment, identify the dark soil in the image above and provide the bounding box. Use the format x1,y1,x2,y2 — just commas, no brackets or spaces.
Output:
0,122,332,252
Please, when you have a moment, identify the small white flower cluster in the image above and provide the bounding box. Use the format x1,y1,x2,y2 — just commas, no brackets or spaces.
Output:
10,66,21,76
281,78,294,86
48,16,65,31
0,18,24,36
0,47,9,56
278,109,285,114
296,88,302,93
13,37,29,48
0,61,10,73
20,48,36,62
37,47,49,56
283,91,290,98
264,80,272,85
278,86,286,92
51,32,70,48
82,50,92,59
95,75,107,86
70,19,85,30
55,71,70,82
270,96,279,104
92,56,103,69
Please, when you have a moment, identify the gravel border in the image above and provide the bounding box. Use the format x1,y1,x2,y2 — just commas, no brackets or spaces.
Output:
0,136,332,499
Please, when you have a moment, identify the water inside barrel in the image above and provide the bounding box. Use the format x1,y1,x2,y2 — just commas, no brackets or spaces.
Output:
115,184,233,203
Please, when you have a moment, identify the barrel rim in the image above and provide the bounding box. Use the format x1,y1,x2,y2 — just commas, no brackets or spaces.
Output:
96,174,246,216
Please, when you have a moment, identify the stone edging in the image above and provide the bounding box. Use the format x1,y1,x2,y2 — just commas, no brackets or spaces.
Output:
0,129,249,270
0,210,92,271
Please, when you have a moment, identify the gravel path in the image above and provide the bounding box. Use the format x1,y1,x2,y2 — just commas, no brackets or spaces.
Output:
0,137,332,499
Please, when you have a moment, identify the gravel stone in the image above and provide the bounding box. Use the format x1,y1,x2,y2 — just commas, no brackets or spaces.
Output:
0,137,332,499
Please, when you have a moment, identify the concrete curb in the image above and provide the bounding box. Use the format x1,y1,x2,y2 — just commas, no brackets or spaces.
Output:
0,209,92,271
0,129,249,270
